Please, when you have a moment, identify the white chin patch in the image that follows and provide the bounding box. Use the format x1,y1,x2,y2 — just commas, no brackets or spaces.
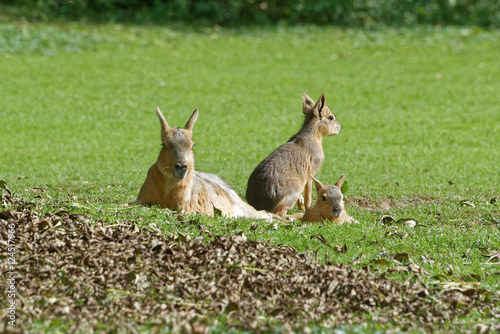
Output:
175,170,188,179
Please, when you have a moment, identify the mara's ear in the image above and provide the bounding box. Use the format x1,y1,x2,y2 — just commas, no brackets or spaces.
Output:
312,176,324,193
335,174,345,188
156,106,170,132
313,95,326,118
184,108,199,131
302,93,316,114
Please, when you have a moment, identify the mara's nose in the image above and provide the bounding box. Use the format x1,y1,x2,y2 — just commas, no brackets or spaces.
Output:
174,163,188,172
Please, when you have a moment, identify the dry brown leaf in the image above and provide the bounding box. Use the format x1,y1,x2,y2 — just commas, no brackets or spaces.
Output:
310,234,333,248
392,253,410,264
0,180,12,195
250,221,259,231
387,266,409,273
379,215,396,225
481,251,500,263
333,242,348,254
0,193,498,333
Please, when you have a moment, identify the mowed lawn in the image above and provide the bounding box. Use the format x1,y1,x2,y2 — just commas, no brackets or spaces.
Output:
1,21,500,331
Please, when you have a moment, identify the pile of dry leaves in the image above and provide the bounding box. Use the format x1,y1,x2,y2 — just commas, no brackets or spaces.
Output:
0,190,498,333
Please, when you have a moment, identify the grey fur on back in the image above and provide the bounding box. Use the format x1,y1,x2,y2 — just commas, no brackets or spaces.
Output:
246,133,323,212
246,94,341,216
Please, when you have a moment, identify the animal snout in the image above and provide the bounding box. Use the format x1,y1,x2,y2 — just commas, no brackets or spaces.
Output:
332,209,342,218
173,163,189,179
174,163,188,171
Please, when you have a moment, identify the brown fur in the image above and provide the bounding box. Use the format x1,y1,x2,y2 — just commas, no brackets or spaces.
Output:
301,175,355,224
246,94,341,217
136,107,276,221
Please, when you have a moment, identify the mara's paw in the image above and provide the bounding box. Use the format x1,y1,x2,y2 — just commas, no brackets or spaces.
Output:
296,194,305,211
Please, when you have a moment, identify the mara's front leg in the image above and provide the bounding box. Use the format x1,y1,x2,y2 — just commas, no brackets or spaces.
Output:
274,192,302,218
303,177,313,210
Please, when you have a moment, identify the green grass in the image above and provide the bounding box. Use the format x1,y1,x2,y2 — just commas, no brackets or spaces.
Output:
1,19,500,332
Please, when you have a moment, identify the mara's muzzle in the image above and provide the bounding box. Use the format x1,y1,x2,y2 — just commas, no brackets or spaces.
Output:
332,208,342,218
173,163,189,179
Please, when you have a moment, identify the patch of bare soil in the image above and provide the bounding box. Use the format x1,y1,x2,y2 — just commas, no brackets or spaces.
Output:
0,193,498,333
347,195,438,211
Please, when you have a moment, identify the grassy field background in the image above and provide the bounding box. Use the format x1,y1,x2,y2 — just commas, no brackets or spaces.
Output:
1,24,499,197
1,19,500,332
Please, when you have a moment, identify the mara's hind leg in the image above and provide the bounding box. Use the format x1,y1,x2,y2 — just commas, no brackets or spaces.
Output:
272,192,301,218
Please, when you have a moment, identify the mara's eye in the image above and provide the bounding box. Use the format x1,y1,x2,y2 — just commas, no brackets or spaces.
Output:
322,195,327,201
161,143,167,150
328,115,334,121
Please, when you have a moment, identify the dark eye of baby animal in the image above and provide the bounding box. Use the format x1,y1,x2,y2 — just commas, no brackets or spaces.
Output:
322,195,327,201
328,115,334,121
161,143,167,150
